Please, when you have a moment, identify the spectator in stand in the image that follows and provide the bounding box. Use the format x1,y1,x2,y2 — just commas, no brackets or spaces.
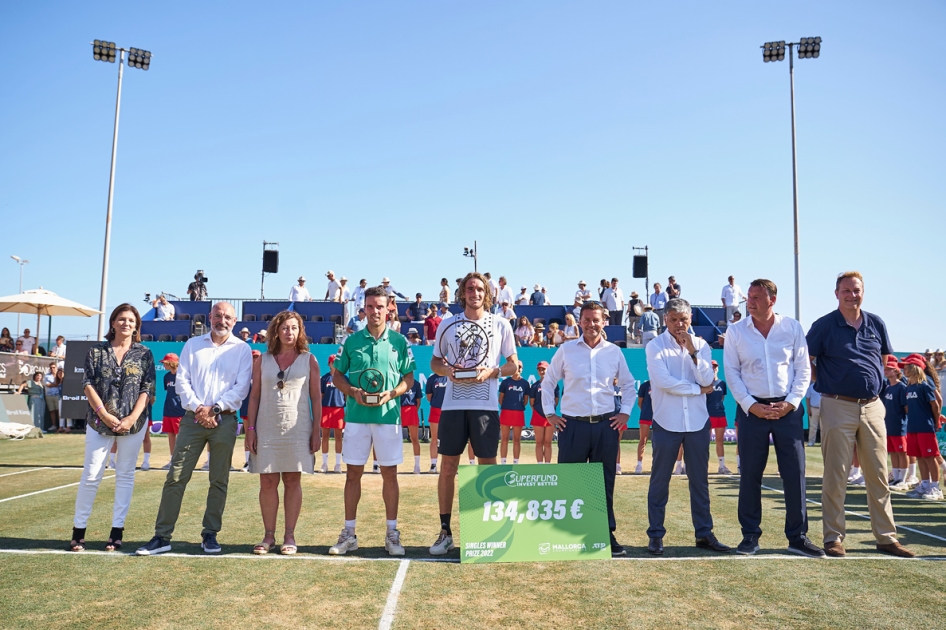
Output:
485,273,500,311
649,283,668,326
424,305,442,346
721,276,746,324
598,279,609,300
439,302,452,320
498,276,515,306
666,276,681,300
541,286,551,304
603,278,625,326
732,311,743,323
499,301,517,323
325,271,341,301
515,286,529,306
49,335,67,365
381,277,407,300
152,295,176,321
530,284,546,306
439,278,450,304
515,316,534,347
547,322,565,347
44,361,61,432
254,329,268,344
338,277,352,309
405,328,423,346
454,278,462,303
0,327,14,352
54,367,71,432
186,273,208,302
353,279,368,313
563,313,580,342
571,295,583,321
289,277,311,302
575,281,592,304
346,308,367,335
239,327,252,342
18,371,46,429
532,323,548,347
408,294,428,321
626,292,644,341
18,328,36,355
386,310,401,333
13,338,27,354
637,304,661,348
320,354,345,474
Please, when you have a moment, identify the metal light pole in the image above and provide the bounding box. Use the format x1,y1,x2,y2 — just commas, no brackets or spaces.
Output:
91,41,152,339
463,241,478,272
10,255,28,333
762,37,821,323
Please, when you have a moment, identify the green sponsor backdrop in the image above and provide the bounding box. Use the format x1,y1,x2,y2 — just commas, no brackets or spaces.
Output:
458,463,611,563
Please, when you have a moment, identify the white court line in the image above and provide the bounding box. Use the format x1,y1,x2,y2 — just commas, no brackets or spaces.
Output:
761,482,946,544
0,475,114,504
0,467,51,478
0,548,943,562
378,559,411,630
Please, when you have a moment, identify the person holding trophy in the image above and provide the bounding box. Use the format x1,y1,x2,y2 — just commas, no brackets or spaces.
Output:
428,272,518,556
328,286,416,557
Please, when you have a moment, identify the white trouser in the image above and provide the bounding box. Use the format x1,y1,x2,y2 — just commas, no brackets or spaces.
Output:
73,427,146,528
641,330,658,347
808,406,821,444
725,305,739,324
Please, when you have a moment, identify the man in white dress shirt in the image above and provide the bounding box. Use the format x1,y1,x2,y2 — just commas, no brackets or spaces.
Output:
602,278,624,326
497,276,515,307
723,279,824,558
352,279,367,313
289,276,311,302
645,298,731,556
574,280,592,304
325,271,341,302
544,301,636,557
721,276,745,324
136,302,252,556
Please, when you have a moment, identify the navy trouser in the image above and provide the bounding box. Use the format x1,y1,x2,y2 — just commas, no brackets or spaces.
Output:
647,419,714,540
737,403,808,541
557,417,620,531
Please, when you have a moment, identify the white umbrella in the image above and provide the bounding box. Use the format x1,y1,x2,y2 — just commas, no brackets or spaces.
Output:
0,289,101,352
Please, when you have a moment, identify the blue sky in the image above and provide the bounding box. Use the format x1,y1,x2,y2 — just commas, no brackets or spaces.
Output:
1,1,943,350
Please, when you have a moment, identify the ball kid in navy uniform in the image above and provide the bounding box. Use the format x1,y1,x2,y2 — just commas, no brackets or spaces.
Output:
903,354,943,500
499,362,529,464
706,360,732,475
882,356,909,489
425,372,448,472
320,354,346,473
401,374,424,474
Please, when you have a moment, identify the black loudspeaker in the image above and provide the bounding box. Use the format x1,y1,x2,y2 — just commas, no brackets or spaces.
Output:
632,255,648,278
263,250,279,274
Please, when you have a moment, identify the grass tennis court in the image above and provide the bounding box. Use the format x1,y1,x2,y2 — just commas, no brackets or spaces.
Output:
2,435,946,629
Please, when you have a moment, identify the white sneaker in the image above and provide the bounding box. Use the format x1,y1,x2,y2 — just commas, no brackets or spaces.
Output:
718,464,732,475
200,461,210,471
320,463,328,474
107,460,116,470
373,464,380,474
849,475,865,486
328,529,358,555
385,529,405,556
159,463,171,471
890,480,909,492
921,486,943,501
904,475,920,487
334,464,342,474
141,461,150,471
413,465,421,475
429,464,438,473
634,463,643,475
615,466,622,476
429,531,455,555
905,482,928,498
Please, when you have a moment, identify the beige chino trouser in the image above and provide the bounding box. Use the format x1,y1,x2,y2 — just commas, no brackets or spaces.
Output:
820,397,897,545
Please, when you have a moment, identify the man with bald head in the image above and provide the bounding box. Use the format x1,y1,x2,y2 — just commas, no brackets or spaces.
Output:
137,302,253,555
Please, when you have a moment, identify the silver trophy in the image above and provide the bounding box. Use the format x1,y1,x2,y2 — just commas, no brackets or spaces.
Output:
358,368,385,405
438,318,490,379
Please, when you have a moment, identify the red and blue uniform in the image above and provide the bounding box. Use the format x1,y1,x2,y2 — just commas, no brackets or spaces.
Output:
637,380,653,426
883,379,908,453
425,374,447,423
162,372,185,434
530,380,560,427
320,372,346,429
400,379,423,427
706,379,728,429
906,380,939,457
499,376,530,427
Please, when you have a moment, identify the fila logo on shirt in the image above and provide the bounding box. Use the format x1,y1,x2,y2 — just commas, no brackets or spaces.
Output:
507,385,525,393
906,392,918,400
714,384,724,393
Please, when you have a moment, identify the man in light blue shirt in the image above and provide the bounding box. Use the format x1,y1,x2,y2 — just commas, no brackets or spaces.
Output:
649,283,669,326
346,308,368,334
636,305,662,347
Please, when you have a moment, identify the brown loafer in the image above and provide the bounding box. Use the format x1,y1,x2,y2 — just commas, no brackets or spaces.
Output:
824,541,846,557
876,542,915,558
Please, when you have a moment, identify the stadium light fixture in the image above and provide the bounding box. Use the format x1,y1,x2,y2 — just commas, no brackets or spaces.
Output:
90,40,154,339
10,255,29,334
463,242,478,273
760,36,822,324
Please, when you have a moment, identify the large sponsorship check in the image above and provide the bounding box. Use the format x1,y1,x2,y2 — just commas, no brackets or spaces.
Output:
458,463,610,563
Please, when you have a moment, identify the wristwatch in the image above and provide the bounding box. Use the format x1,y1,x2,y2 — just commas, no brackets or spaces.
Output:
211,404,222,416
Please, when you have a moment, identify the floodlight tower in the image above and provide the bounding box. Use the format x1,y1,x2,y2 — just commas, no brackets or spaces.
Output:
463,242,478,273
762,37,821,323
91,40,152,339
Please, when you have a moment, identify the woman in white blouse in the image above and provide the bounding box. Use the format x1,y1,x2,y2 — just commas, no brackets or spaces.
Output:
514,316,534,347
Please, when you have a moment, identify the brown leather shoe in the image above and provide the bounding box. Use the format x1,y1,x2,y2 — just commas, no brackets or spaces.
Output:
876,541,916,558
824,541,846,557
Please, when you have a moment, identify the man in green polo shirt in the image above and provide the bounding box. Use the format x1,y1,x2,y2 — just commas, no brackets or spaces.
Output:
329,286,416,557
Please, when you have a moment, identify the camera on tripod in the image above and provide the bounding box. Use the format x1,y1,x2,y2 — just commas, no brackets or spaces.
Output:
195,270,209,283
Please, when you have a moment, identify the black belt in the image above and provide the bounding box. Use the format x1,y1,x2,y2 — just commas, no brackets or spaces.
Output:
563,414,610,424
752,396,786,404
822,394,879,405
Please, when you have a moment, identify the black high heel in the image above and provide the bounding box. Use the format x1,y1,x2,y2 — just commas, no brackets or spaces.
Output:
67,527,86,552
105,526,124,551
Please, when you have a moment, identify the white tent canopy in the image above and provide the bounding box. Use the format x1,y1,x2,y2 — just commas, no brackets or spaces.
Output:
0,289,101,350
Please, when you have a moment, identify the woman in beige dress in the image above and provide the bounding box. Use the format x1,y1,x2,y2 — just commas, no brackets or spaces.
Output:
245,311,322,555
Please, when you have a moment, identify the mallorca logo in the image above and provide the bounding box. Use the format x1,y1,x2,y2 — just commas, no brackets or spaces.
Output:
503,471,559,488
539,543,551,555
